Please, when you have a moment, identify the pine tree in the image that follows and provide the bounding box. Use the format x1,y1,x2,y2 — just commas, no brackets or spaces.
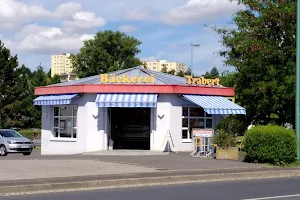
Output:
0,41,19,127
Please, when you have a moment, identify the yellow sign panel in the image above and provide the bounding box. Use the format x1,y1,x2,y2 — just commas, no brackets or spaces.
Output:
100,74,155,84
185,75,220,86
225,97,235,103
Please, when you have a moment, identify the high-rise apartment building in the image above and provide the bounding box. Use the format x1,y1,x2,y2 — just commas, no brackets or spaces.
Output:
143,60,187,73
51,53,73,77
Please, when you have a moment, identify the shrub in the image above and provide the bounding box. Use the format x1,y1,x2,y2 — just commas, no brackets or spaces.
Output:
244,125,297,166
18,129,41,140
215,115,248,136
212,129,236,149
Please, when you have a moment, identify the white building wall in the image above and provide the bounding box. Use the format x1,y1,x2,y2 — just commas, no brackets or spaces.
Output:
154,94,194,152
41,93,224,154
152,98,171,151
85,94,105,152
41,94,106,155
154,94,223,152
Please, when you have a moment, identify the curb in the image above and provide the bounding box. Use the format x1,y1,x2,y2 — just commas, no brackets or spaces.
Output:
1,170,300,196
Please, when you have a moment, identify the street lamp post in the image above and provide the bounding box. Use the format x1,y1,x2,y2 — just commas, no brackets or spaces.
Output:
296,0,300,160
191,43,200,76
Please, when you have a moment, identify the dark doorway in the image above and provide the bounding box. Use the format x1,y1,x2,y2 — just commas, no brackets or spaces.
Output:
110,108,151,150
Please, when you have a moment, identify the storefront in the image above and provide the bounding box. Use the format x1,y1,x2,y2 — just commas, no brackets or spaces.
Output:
33,67,246,155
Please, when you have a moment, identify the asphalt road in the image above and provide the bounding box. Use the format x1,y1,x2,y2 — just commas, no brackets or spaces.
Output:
1,177,299,200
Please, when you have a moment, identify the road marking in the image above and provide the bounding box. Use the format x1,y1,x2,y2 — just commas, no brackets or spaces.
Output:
242,194,300,200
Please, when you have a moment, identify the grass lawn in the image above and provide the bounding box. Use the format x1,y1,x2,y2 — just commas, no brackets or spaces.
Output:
236,136,245,142
287,160,300,167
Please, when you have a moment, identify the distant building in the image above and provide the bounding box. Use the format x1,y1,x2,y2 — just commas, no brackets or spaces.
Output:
143,60,187,74
51,53,74,77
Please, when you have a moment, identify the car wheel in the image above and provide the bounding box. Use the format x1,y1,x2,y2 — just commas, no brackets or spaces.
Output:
23,152,31,156
0,145,8,156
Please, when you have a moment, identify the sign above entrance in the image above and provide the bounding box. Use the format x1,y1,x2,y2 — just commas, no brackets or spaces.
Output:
185,75,220,86
100,74,155,84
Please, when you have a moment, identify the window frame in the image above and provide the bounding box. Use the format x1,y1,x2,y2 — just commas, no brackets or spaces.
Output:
182,106,213,143
51,105,78,142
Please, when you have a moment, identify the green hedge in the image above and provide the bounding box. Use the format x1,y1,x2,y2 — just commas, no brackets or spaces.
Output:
18,129,41,140
244,125,297,166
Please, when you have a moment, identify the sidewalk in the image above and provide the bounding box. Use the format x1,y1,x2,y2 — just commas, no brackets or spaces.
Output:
1,167,300,196
0,160,157,181
2,167,300,187
0,151,270,181
1,151,300,195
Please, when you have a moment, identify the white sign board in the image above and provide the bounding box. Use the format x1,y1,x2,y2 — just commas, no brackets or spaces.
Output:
192,129,214,137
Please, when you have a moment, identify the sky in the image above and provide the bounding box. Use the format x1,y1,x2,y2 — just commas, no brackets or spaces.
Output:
0,0,243,76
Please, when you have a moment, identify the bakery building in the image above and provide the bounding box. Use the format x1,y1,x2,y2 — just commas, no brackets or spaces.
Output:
33,67,246,155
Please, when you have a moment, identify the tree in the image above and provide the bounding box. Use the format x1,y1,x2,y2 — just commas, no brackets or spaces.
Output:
185,68,193,76
31,65,48,87
220,71,236,87
142,62,147,69
0,41,20,127
50,74,61,84
214,0,296,126
210,67,219,77
176,70,185,77
0,41,55,128
204,67,220,78
71,30,142,78
3,65,40,128
168,69,176,75
161,66,168,73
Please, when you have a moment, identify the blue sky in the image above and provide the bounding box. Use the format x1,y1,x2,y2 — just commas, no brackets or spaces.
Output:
0,0,243,75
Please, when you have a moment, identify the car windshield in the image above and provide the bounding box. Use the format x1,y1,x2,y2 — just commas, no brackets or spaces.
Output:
0,130,23,138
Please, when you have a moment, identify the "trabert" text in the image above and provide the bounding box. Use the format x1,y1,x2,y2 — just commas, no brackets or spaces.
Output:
185,75,220,86
100,74,155,84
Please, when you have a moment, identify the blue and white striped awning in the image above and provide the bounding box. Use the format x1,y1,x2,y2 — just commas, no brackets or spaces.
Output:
95,94,157,107
33,94,79,105
181,95,246,115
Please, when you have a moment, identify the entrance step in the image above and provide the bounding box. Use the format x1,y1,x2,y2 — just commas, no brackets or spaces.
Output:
82,150,169,156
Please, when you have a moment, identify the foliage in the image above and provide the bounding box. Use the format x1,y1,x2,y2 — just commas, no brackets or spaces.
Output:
220,71,236,87
210,67,219,77
167,69,176,75
161,66,168,73
0,41,22,128
142,62,147,69
0,40,61,129
19,129,41,140
215,115,248,136
244,125,297,166
176,70,185,77
204,67,220,78
71,30,142,78
214,0,297,126
212,129,236,149
50,74,61,84
185,68,192,76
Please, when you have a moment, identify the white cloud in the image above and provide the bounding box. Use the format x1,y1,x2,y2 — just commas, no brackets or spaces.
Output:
55,2,82,19
0,0,51,28
122,8,151,20
0,0,105,55
5,24,94,54
0,0,106,32
118,25,138,33
63,11,106,33
161,0,243,25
